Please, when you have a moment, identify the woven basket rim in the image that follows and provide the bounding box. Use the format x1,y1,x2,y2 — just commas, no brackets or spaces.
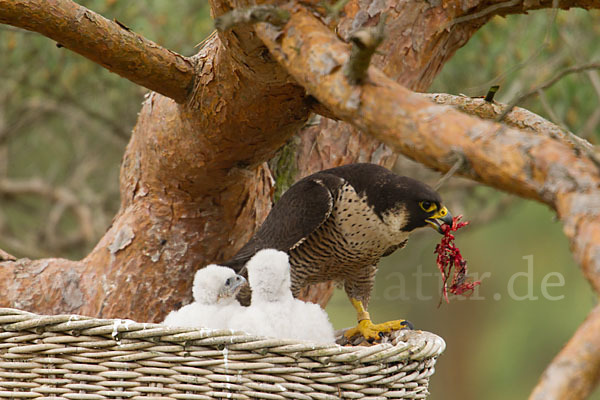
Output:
0,308,444,399
0,308,445,364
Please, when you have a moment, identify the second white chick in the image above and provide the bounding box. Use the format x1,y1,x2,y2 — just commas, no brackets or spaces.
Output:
163,264,246,329
229,249,335,344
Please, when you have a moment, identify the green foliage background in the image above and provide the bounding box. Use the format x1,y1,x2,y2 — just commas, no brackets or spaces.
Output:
1,2,599,399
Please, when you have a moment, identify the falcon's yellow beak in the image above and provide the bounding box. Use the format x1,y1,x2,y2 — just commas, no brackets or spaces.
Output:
426,206,453,234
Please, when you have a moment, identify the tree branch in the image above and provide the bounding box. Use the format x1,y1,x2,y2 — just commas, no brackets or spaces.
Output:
422,93,598,159
333,0,599,92
256,8,600,296
0,0,196,103
498,62,600,122
529,303,600,400
445,0,522,29
447,0,600,27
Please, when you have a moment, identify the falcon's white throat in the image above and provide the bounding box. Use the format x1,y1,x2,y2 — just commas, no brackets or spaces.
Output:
334,183,410,252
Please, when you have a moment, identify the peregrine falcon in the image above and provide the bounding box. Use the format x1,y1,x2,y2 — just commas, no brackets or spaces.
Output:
224,163,452,340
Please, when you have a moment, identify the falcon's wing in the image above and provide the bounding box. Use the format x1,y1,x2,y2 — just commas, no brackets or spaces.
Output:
223,172,345,272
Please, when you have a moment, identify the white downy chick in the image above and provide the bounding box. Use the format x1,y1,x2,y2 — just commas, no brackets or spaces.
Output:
163,264,246,329
228,249,335,344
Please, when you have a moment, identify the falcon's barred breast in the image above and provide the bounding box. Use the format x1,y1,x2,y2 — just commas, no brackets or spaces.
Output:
287,180,409,304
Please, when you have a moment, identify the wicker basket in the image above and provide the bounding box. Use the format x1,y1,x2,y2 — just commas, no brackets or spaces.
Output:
0,308,445,400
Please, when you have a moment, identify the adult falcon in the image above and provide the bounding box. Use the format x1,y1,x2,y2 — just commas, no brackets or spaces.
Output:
223,163,452,340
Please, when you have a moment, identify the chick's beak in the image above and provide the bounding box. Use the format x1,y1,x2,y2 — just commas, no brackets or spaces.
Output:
218,275,247,300
426,206,453,234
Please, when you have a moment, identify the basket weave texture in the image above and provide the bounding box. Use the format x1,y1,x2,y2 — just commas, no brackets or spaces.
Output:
0,308,445,400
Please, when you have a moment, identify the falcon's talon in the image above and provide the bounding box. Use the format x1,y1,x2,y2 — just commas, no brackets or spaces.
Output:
344,318,413,341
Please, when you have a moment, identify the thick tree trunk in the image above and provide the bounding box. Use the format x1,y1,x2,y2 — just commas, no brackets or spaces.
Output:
0,2,312,321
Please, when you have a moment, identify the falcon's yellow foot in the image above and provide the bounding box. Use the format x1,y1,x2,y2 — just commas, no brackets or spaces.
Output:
344,318,414,341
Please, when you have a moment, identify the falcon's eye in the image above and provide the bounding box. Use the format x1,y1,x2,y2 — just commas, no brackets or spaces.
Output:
419,201,436,213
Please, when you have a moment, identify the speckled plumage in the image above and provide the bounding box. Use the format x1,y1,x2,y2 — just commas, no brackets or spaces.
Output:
224,163,444,306
288,182,408,304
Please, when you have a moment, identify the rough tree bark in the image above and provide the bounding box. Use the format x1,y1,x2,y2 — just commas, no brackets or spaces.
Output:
1,0,599,398
0,0,312,320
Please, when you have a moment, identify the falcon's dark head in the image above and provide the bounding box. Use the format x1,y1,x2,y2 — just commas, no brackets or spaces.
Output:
364,172,452,234
323,163,453,235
